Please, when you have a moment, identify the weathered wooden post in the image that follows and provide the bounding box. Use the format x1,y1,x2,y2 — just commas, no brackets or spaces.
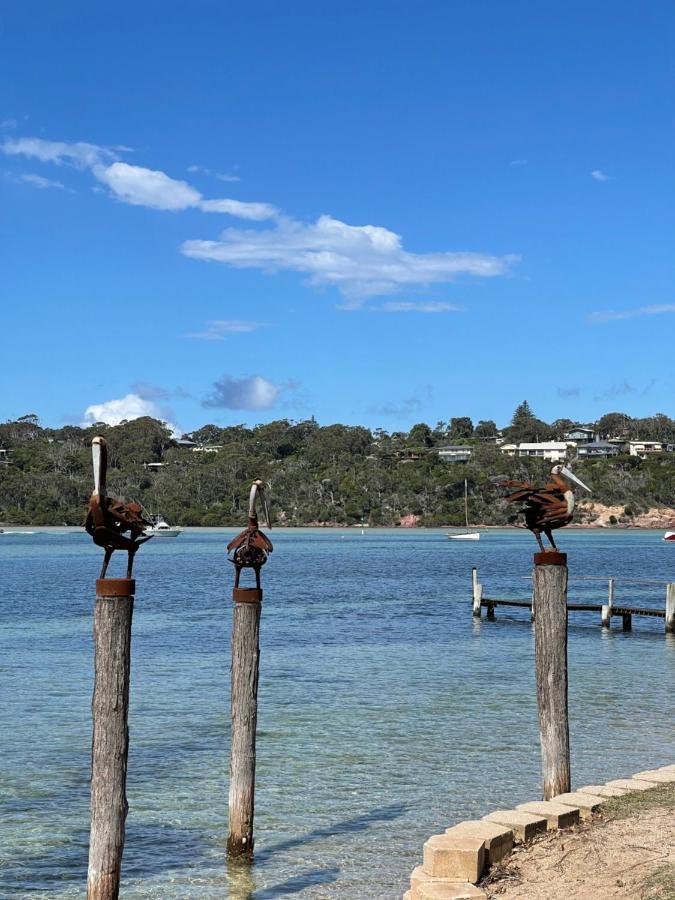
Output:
226,480,273,858
84,437,152,899
665,583,675,634
88,581,134,899
532,550,571,800
471,567,482,617
601,577,614,628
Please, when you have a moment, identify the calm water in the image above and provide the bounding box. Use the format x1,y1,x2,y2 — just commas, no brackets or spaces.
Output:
1,528,674,899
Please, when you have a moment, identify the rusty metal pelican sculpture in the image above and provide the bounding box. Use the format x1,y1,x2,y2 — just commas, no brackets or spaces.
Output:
227,480,273,595
498,465,591,552
85,435,153,579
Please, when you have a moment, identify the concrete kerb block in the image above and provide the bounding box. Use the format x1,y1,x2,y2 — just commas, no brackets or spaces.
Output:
516,800,580,830
417,882,487,900
422,834,486,882
482,809,547,843
552,792,605,818
576,784,629,798
632,769,675,784
605,778,656,792
445,820,514,865
410,866,486,900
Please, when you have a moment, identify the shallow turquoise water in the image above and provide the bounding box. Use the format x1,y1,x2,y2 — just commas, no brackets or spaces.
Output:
1,528,674,898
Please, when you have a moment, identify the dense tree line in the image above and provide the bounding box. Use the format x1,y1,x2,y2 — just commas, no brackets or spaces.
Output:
1,405,674,526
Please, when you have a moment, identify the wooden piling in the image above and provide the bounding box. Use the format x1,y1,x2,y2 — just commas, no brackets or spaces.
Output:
601,578,614,628
87,579,134,900
666,584,675,634
228,588,262,857
532,555,571,801
472,568,482,617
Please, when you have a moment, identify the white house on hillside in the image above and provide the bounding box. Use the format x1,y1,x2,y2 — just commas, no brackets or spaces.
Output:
500,442,569,462
437,445,474,463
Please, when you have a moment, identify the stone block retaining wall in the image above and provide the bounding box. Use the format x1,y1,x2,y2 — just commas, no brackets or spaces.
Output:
403,764,675,899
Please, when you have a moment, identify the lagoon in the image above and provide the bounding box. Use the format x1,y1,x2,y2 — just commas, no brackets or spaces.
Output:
1,528,674,898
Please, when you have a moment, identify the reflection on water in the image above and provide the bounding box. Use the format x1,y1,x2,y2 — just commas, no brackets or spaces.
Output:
1,528,674,898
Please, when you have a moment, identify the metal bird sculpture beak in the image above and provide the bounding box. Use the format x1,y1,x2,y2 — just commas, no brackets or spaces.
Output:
92,435,107,498
559,466,592,493
249,479,271,529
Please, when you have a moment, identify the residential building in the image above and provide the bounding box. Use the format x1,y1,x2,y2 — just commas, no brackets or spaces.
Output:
500,442,569,462
564,426,596,443
437,445,474,463
576,441,620,459
627,440,664,458
192,445,222,453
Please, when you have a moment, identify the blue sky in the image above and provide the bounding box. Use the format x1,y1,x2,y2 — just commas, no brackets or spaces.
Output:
2,1,673,435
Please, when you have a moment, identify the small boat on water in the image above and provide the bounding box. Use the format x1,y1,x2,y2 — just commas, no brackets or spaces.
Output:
143,517,182,538
0,528,36,535
664,531,675,542
446,479,481,541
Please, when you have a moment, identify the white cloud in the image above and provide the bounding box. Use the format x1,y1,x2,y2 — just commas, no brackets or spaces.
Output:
509,159,528,167
3,135,275,219
188,163,240,182
185,320,267,340
5,133,518,304
93,162,202,211
81,393,179,435
379,301,464,313
95,163,276,216
589,304,675,323
2,136,116,168
591,169,610,182
181,215,517,304
18,173,66,190
203,375,288,410
200,197,278,220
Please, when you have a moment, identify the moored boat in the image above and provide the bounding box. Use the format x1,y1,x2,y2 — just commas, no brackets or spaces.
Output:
446,479,481,541
664,531,675,542
144,517,182,538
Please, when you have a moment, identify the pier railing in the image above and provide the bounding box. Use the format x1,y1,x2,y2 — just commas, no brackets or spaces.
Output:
471,567,675,634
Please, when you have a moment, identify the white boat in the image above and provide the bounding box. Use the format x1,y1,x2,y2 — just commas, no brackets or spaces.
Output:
664,531,675,542
143,517,182,538
446,479,481,541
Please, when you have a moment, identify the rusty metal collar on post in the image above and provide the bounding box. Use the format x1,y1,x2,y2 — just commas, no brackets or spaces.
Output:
227,480,273,604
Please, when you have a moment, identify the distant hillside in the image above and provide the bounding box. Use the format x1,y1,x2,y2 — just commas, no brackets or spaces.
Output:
1,409,674,527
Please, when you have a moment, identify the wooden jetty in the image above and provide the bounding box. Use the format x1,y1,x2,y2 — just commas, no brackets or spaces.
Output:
471,568,675,634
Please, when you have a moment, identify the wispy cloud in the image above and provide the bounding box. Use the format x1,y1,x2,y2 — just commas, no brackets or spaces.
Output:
556,386,580,398
182,215,517,305
589,304,675,323
81,392,180,435
593,381,635,401
203,374,293,410
12,172,67,190
93,162,277,218
593,379,657,401
366,386,432,418
130,381,190,401
188,163,240,183
591,169,610,182
184,319,267,340
2,136,118,168
2,136,277,219
379,301,464,313
4,134,518,305
509,159,528,167
1,119,18,130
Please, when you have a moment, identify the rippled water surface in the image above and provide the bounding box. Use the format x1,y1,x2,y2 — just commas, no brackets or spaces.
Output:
2,528,674,898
